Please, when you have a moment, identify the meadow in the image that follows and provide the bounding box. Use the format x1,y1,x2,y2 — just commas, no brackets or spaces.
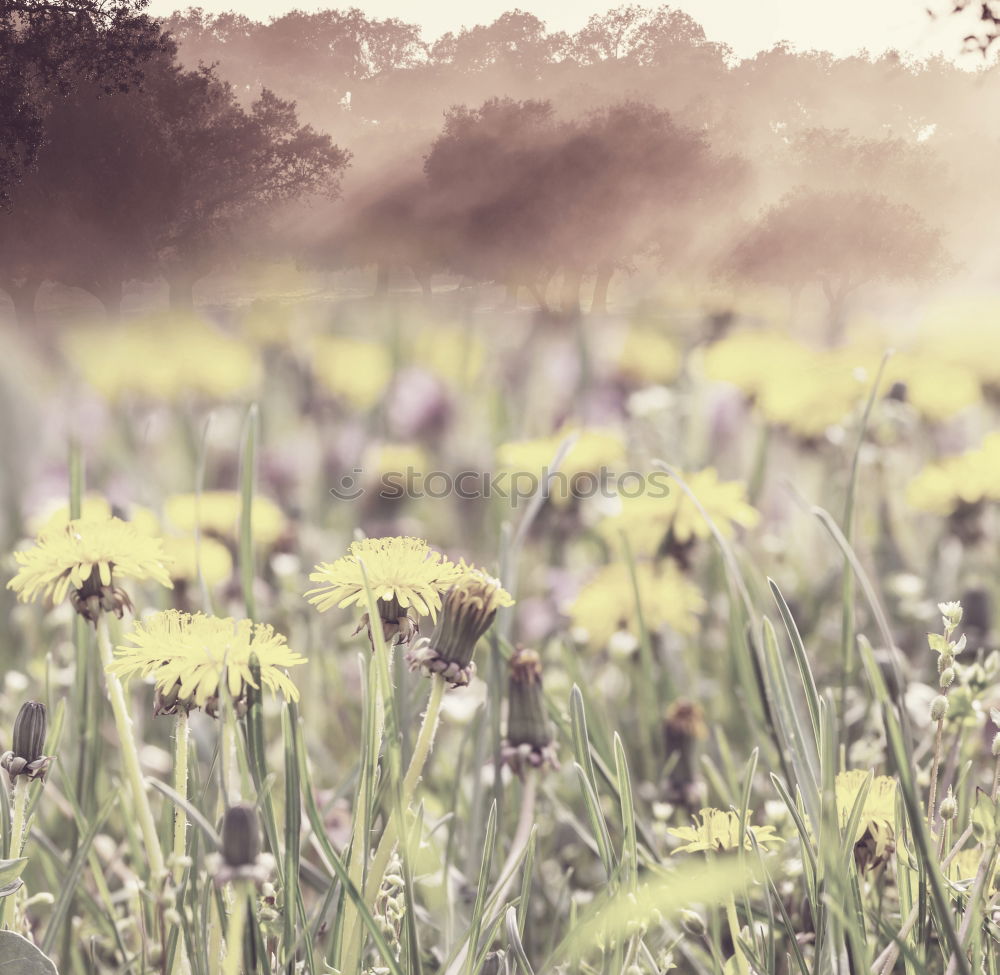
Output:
1,281,1000,975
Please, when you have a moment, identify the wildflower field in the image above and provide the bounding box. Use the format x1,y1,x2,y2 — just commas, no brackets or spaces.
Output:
3,285,1000,975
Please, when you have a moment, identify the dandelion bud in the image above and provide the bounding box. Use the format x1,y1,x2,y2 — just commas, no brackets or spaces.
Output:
406,569,513,687
930,695,949,722
501,648,558,774
12,702,46,765
940,667,956,688
1,701,52,784
940,793,958,821
663,699,706,814
221,804,261,869
480,951,504,975
679,909,706,937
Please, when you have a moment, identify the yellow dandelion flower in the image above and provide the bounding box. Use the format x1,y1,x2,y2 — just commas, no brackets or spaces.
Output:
112,609,306,710
410,329,487,387
164,491,286,549
8,517,173,619
834,770,899,870
614,328,681,386
163,536,234,588
305,536,461,621
906,434,1000,515
600,469,758,557
32,497,162,538
497,428,625,480
668,808,782,853
704,332,866,438
886,355,981,423
568,560,705,648
363,442,431,495
311,336,393,411
496,428,626,507
65,315,261,401
29,494,112,533
834,770,898,843
668,468,759,546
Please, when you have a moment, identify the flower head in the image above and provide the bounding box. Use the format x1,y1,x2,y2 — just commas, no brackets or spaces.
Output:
834,770,899,871
600,468,758,560
65,315,261,402
311,336,393,411
164,491,286,549
112,610,306,714
306,537,461,632
163,535,234,588
668,808,782,854
568,560,706,648
8,517,173,622
406,566,514,686
495,428,626,507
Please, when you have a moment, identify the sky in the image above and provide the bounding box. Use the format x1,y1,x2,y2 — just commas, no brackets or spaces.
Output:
144,0,986,61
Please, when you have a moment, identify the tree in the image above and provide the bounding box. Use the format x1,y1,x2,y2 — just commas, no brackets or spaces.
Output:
0,34,351,321
152,77,350,308
1,0,165,208
423,97,562,304
571,4,706,64
728,189,946,339
430,10,567,74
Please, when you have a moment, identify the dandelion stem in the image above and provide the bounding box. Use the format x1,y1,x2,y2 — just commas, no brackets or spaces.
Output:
341,675,446,972
97,618,166,878
724,893,750,975
173,711,190,886
364,675,446,904
2,777,29,929
221,883,249,975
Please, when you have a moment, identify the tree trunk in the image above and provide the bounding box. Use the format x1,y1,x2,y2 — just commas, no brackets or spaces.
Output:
560,269,583,317
822,280,850,344
591,263,614,314
527,278,549,314
374,263,390,296
91,278,123,319
168,273,197,312
5,279,41,327
411,265,433,297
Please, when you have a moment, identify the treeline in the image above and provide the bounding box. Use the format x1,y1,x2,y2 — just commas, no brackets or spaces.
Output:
0,2,996,324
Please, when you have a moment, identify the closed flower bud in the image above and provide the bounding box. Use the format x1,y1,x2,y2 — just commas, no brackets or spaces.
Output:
930,695,949,722
679,909,706,937
663,699,707,813
939,793,958,821
992,732,1000,757
222,804,261,869
502,648,558,774
12,702,46,765
507,649,550,749
940,667,956,688
406,569,513,687
1,701,52,784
